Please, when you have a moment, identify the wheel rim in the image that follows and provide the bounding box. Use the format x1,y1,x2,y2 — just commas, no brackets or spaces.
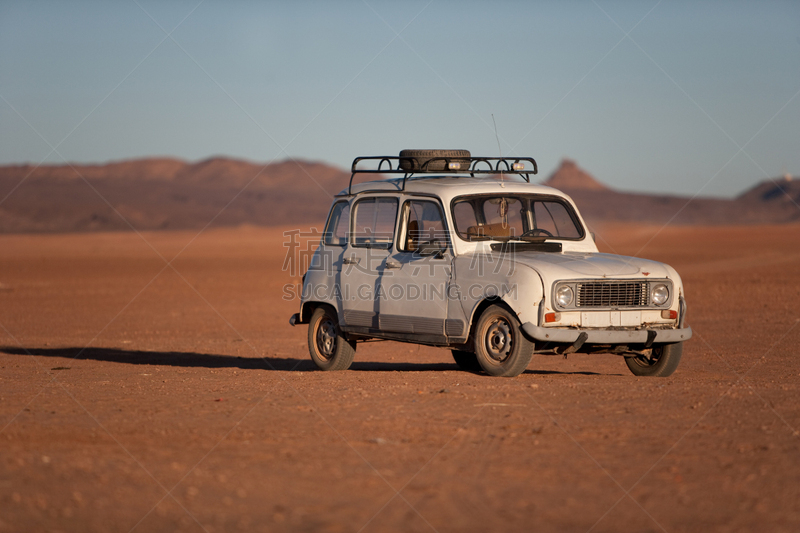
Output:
484,317,513,363
315,316,337,360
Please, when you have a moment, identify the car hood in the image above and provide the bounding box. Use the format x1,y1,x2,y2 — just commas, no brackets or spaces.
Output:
506,251,672,280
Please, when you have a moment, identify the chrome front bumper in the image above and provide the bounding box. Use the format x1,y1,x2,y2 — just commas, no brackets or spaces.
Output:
521,323,692,344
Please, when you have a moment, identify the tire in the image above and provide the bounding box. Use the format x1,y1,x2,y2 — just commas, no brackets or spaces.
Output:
451,349,481,372
625,342,683,377
308,307,356,371
473,304,534,377
398,149,471,172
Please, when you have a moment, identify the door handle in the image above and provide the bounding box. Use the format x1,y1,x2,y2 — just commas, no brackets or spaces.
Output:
343,257,360,265
385,260,401,269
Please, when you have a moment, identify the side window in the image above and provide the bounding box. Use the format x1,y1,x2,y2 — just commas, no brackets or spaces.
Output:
352,197,398,249
400,200,447,253
323,201,350,246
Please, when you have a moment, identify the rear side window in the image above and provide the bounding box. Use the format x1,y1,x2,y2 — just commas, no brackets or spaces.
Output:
323,201,350,246
352,197,398,249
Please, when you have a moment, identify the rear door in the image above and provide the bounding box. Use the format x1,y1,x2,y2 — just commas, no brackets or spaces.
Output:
339,196,398,330
310,200,349,315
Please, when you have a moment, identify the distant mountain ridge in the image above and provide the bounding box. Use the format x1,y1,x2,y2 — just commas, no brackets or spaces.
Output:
543,159,800,226
0,157,346,233
0,156,797,233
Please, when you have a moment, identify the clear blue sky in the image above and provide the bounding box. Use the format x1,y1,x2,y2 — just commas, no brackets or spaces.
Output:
1,0,798,197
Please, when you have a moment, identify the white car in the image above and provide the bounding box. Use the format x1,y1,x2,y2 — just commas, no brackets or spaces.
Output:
290,150,692,377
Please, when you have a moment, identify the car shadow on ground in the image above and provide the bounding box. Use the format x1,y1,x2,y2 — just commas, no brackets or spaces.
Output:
524,369,609,376
1,346,457,373
1,347,617,375
1,346,313,371
349,361,456,372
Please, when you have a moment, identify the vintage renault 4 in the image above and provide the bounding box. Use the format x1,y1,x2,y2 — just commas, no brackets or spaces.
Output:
290,149,692,377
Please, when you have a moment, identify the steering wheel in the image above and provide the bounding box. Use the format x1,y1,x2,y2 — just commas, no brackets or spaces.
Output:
521,228,553,238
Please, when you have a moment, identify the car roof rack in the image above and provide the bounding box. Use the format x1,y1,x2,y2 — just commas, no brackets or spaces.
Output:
348,155,538,195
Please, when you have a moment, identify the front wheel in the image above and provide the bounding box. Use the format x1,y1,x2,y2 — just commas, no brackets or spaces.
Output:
308,307,356,371
473,305,534,377
625,342,683,377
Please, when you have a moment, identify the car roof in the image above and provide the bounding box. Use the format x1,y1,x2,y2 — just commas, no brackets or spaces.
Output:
339,175,570,203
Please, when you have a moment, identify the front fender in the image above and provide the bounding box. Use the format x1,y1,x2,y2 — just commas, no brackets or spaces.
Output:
454,254,544,328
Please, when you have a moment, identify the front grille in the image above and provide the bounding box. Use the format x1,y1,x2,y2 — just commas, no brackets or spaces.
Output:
576,281,649,308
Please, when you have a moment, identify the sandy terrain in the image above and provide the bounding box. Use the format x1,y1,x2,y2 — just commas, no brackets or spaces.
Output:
1,223,799,532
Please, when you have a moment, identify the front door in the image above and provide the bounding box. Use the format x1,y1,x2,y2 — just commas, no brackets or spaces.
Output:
378,199,453,338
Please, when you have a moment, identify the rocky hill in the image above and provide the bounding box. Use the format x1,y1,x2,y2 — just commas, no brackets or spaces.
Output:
734,175,800,221
542,159,609,192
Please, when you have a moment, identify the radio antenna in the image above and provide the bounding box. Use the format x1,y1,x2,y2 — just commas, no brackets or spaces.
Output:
492,114,502,157
492,114,505,188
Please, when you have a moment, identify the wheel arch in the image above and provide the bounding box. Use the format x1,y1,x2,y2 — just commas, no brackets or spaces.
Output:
299,300,336,325
465,297,519,341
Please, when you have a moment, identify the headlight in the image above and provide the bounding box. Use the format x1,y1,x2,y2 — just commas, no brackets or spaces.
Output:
556,285,574,307
652,284,669,306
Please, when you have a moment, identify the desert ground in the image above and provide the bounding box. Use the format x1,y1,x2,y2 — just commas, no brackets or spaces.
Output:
1,223,799,532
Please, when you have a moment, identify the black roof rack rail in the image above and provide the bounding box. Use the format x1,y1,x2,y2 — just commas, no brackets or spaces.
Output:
347,156,538,195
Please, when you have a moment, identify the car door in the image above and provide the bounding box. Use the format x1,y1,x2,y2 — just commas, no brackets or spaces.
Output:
378,198,453,338
307,200,349,315
339,196,398,330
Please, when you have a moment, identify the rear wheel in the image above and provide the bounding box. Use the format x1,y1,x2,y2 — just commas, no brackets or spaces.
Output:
308,307,356,371
625,342,683,377
451,349,481,372
473,305,533,377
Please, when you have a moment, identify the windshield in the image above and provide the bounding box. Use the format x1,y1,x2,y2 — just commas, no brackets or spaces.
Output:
452,194,584,242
